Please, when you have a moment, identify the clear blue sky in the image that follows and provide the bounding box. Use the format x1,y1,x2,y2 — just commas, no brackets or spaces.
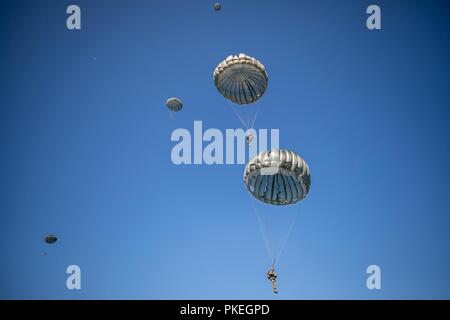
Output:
1,0,450,299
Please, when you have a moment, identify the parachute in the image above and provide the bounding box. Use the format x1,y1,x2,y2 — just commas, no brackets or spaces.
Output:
165,97,183,112
244,149,311,205
244,150,311,291
44,234,58,244
214,3,222,11
214,54,268,105
213,53,268,133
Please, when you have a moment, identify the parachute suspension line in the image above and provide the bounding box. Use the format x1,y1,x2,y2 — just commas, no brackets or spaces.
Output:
267,211,277,268
251,199,275,266
229,100,249,129
228,100,261,132
267,205,276,267
249,102,260,130
273,210,299,267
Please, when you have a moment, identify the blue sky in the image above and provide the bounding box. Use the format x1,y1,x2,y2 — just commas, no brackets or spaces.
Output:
1,0,450,299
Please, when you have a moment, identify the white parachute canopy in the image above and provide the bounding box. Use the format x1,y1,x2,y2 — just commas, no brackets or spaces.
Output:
214,53,268,105
165,97,183,112
244,150,311,205
213,53,268,130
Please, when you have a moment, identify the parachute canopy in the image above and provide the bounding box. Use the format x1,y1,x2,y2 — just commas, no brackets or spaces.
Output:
165,97,183,112
244,150,311,205
214,53,268,105
44,234,58,244
214,3,222,11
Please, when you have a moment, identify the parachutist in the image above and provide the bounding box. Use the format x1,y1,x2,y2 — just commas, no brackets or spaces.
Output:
267,268,278,294
245,133,255,145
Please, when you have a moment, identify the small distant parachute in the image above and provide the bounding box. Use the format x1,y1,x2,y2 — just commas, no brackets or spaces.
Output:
166,97,183,112
214,53,268,105
244,149,311,205
44,234,58,244
214,3,222,11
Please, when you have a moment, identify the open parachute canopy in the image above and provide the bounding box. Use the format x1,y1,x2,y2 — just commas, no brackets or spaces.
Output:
44,234,58,244
214,53,268,105
244,149,311,205
165,97,183,112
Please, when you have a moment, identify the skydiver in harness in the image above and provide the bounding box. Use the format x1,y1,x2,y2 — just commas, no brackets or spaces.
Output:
267,268,278,294
245,132,255,146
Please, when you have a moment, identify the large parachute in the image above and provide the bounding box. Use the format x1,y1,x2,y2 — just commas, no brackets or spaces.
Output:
244,149,311,205
244,149,311,292
214,53,268,105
